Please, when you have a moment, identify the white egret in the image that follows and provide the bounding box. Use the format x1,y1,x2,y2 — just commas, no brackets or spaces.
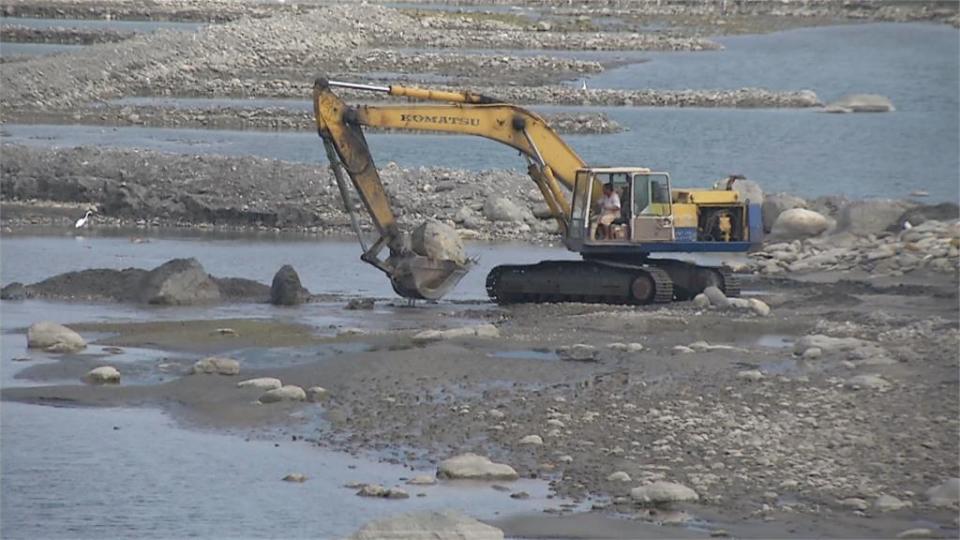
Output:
580,79,588,91
75,210,93,229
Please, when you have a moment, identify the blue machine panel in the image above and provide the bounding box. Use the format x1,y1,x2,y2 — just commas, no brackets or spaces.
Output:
674,227,697,242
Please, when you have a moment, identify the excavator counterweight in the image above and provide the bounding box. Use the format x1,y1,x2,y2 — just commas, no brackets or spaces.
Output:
312,76,763,304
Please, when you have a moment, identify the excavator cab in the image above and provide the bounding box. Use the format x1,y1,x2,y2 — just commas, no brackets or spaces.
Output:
567,167,676,250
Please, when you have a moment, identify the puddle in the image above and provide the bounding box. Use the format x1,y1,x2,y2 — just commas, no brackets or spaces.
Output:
229,342,372,370
754,334,794,349
489,349,559,361
758,357,800,375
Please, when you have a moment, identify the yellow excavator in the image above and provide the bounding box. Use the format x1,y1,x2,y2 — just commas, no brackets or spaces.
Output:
312,77,763,305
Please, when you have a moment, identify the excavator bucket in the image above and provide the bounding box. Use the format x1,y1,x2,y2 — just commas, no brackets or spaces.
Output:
388,254,473,301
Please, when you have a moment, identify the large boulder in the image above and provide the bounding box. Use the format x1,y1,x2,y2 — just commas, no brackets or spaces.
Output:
83,366,120,385
770,208,830,239
411,220,467,265
270,265,308,306
437,453,518,481
27,321,87,353
191,356,240,375
139,258,220,305
837,199,913,235
823,94,895,113
350,510,504,540
412,324,499,343
762,193,808,233
630,481,700,504
1,282,27,300
483,196,528,223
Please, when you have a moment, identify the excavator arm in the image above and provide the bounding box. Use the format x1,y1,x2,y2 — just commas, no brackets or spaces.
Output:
312,77,588,300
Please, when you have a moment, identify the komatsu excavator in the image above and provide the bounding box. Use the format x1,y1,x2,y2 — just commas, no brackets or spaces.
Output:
312,77,763,305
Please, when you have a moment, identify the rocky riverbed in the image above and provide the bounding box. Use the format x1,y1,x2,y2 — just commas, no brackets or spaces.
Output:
10,106,627,134
2,255,958,538
0,0,832,133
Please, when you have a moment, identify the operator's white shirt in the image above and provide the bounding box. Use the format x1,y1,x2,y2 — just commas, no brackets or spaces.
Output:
601,192,621,212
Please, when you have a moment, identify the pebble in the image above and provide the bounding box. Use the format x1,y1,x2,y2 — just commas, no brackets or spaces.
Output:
282,473,306,483
607,471,631,482
519,434,544,446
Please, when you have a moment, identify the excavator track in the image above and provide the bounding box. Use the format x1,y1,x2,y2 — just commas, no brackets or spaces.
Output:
486,260,674,305
485,260,742,306
719,268,741,298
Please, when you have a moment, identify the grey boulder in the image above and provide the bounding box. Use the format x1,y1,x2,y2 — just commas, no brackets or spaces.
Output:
270,265,309,306
139,258,220,305
411,220,468,265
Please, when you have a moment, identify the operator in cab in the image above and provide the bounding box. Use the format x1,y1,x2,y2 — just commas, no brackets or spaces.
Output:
596,182,621,240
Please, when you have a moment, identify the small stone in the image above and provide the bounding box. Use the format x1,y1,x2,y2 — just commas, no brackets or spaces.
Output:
413,324,499,343
437,453,518,481
557,344,596,362
558,455,573,463
212,327,238,336
488,409,506,419
345,298,375,310
630,481,699,504
896,528,937,539
839,498,869,511
607,471,631,482
748,298,771,317
259,385,307,403
306,386,329,402
693,293,710,309
406,475,437,486
802,347,823,360
737,369,764,382
519,435,544,446
237,377,282,390
357,484,387,497
672,345,695,354
874,494,912,512
703,286,730,308
386,488,409,499
845,374,892,391
83,366,120,385
510,491,530,499
282,473,306,483
191,356,240,375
